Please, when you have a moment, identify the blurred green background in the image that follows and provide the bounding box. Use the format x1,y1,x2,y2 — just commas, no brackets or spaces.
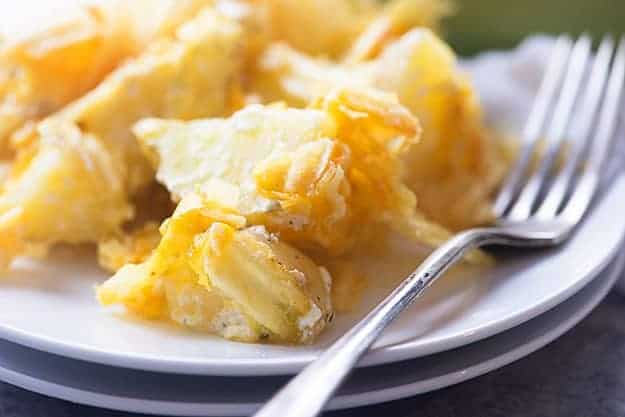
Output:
445,0,625,55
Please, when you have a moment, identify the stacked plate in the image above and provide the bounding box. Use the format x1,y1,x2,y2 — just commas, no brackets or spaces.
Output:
0,174,624,416
0,11,622,412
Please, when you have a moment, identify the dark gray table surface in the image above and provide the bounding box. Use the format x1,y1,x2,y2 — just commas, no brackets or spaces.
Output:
2,292,625,417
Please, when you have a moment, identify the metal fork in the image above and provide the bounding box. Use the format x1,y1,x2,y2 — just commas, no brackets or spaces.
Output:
253,35,625,417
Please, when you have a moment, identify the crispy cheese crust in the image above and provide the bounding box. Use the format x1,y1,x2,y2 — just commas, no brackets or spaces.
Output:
254,29,510,231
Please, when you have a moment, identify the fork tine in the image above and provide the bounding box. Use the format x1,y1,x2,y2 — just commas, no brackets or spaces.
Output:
507,35,592,221
536,36,615,219
562,36,625,224
493,36,573,218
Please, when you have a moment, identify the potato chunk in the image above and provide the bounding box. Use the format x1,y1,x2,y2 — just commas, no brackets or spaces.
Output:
262,0,450,58
60,8,246,193
189,223,332,342
254,29,509,230
0,0,214,155
135,87,452,255
0,5,132,154
0,120,131,267
98,198,332,343
373,30,510,230
0,8,247,267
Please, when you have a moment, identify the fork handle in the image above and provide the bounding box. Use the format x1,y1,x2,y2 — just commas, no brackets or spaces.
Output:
253,229,504,417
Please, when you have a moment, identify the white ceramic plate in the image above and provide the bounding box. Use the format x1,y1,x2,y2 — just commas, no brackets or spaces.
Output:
0,249,621,416
0,175,624,376
1,6,623,376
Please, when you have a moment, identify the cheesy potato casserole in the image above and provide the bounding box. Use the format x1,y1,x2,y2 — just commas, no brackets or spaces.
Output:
0,0,509,344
